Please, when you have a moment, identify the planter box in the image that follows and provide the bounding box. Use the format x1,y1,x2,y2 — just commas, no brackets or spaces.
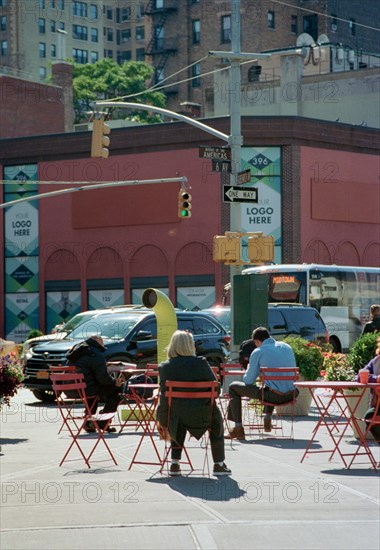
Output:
277,385,313,416
343,387,373,440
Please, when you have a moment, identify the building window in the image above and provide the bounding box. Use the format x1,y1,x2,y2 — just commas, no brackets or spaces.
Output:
106,28,113,41
91,28,98,42
136,4,144,19
106,7,113,20
73,24,88,41
59,22,65,30
50,0,55,8
72,47,88,63
1,40,8,56
303,14,318,40
291,15,297,34
51,44,56,57
89,4,98,20
73,1,87,18
155,67,164,83
50,20,56,32
155,0,163,8
349,18,356,36
106,49,113,59
39,0,45,8
39,42,46,58
136,26,144,40
330,14,338,32
1,16,6,31
58,0,64,9
0,0,8,6
136,47,145,61
39,18,46,33
192,63,201,87
268,10,275,29
221,15,231,43
39,66,47,79
192,19,200,44
117,50,131,64
91,51,98,63
155,25,164,50
122,28,131,43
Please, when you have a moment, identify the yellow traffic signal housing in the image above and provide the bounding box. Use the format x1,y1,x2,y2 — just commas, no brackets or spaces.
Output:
247,235,274,263
91,118,111,158
178,190,192,218
213,234,241,263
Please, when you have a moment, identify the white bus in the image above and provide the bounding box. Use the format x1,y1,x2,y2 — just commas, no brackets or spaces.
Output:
242,264,380,352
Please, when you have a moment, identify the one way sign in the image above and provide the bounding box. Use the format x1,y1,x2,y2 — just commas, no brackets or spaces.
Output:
223,185,258,203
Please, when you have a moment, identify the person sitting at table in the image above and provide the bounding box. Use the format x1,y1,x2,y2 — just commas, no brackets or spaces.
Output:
156,330,231,477
65,335,124,433
226,327,298,440
355,336,380,444
238,336,256,370
361,304,380,335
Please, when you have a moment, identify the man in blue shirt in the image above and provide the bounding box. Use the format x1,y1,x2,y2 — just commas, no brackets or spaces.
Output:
226,327,297,440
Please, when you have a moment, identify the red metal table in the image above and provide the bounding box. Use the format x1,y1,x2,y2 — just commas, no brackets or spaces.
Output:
295,381,380,469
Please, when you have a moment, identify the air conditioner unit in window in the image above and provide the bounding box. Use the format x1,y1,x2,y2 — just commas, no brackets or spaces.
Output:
331,24,337,31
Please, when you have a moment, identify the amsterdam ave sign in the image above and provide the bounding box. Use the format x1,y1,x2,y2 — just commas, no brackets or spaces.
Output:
223,185,258,203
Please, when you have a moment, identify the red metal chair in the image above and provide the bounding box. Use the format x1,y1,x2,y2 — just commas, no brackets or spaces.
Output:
49,365,78,434
159,380,220,477
349,386,380,469
218,363,246,430
50,372,117,468
249,367,299,440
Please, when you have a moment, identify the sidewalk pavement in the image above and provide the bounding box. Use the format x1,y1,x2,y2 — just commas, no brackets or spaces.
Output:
1,388,379,550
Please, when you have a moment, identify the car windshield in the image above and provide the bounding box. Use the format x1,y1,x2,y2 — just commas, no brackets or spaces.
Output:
202,308,231,333
60,312,99,333
68,313,143,341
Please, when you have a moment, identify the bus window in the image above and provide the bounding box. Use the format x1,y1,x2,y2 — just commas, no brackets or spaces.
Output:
268,274,303,303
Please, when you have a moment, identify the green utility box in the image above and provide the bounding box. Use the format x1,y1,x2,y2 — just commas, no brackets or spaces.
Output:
233,273,269,345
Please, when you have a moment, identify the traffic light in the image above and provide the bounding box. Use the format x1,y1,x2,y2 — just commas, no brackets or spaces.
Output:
91,117,111,158
178,190,192,218
247,235,274,263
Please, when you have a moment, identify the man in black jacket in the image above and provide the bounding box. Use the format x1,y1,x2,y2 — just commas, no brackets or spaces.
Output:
66,335,123,432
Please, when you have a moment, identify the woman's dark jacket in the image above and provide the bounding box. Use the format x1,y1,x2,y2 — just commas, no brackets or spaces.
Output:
65,337,116,397
156,355,220,441
362,317,380,335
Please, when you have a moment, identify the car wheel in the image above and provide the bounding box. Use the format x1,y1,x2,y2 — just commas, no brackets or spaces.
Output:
32,389,57,403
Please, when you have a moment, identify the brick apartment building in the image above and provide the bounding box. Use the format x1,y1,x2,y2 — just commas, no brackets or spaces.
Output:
1,0,379,112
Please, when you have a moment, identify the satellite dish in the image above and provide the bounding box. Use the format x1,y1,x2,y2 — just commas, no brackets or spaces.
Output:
317,33,330,44
296,33,315,47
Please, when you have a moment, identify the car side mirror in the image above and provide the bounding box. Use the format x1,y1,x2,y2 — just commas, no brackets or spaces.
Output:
132,330,153,342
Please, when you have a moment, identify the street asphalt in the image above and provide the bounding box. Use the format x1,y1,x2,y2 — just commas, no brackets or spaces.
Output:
1,388,379,550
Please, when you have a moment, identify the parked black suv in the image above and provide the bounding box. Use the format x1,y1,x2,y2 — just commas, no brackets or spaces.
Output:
23,308,230,401
202,304,329,343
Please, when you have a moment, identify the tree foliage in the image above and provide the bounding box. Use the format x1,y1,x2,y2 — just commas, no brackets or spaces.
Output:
72,58,166,124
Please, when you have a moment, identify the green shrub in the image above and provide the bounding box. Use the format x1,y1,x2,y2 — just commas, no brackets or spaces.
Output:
347,333,378,373
26,329,44,340
283,336,324,381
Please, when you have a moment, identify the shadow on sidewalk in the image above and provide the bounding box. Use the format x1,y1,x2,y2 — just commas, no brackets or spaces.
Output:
148,475,246,501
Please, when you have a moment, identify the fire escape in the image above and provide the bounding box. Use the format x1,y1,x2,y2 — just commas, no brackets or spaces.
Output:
145,0,178,93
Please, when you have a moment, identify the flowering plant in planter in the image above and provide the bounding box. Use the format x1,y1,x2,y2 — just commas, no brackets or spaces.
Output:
322,352,356,382
0,349,24,407
283,337,324,381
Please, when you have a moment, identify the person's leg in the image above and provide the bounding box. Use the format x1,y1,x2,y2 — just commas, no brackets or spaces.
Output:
261,388,299,432
364,408,380,444
209,406,225,463
170,424,187,461
226,382,261,439
97,386,121,431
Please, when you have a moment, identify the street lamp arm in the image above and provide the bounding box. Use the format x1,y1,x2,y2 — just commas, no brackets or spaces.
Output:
95,101,230,143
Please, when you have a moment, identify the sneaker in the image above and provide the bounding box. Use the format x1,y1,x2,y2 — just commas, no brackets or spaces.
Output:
213,463,232,476
169,463,181,476
264,417,272,432
225,426,245,440
106,426,117,433
83,421,96,433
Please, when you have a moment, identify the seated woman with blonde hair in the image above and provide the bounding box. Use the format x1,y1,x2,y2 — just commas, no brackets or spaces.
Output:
156,330,231,476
